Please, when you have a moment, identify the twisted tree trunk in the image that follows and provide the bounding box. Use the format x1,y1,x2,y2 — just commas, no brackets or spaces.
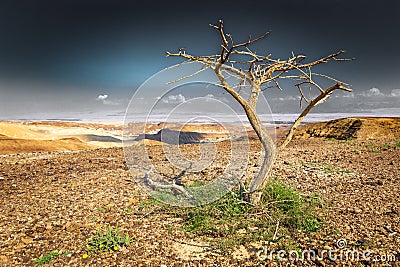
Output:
214,63,276,203
244,105,276,203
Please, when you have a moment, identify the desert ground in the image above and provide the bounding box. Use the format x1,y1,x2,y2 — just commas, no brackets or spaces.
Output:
0,118,399,266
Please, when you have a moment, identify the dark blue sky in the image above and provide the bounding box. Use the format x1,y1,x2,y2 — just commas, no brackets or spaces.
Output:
0,0,399,118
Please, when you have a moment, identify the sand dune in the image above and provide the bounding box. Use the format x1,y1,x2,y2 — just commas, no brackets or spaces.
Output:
0,136,94,154
0,122,50,140
0,121,123,154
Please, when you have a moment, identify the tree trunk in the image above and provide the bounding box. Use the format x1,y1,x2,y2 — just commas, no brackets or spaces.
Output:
243,105,276,203
213,64,276,203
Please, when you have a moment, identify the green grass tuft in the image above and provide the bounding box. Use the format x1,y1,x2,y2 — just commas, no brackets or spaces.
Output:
97,205,113,212
261,180,322,230
85,225,132,254
34,251,70,266
161,179,324,253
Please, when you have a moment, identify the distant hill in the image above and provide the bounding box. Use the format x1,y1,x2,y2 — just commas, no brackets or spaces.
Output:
0,136,94,155
294,117,400,140
0,121,122,154
135,128,229,144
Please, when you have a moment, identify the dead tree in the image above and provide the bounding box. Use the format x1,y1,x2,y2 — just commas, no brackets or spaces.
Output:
167,20,352,202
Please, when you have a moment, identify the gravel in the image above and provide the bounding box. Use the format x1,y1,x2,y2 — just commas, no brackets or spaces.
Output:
0,137,399,266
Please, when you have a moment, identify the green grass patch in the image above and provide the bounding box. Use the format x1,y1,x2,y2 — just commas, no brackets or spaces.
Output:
261,180,322,230
323,164,335,173
382,142,400,149
34,251,71,266
124,208,132,214
140,197,161,208
188,181,205,188
97,205,113,212
161,179,323,253
340,140,357,145
85,225,132,255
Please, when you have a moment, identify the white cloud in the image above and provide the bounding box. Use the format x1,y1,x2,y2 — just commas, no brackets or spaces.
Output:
97,94,108,100
391,89,400,97
361,87,384,97
341,92,355,98
96,94,120,105
275,96,299,101
162,94,186,104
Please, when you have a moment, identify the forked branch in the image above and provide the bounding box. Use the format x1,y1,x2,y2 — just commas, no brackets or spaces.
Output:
280,82,351,149
166,20,353,198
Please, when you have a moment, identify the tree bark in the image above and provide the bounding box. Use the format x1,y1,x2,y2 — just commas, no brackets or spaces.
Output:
244,104,276,203
213,64,276,203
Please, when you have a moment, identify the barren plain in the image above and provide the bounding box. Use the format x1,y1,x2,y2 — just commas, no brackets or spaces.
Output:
0,118,399,266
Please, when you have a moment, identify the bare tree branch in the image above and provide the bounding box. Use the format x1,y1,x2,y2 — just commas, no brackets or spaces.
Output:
143,169,193,199
166,65,209,85
166,20,353,202
280,82,352,150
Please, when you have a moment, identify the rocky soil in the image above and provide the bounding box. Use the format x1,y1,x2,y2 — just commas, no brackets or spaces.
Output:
0,133,399,266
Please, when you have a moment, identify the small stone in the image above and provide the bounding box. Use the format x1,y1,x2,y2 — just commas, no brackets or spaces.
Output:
45,222,53,230
65,221,80,231
356,239,369,246
15,243,25,251
354,208,362,213
21,237,33,245
237,229,246,235
0,255,8,263
383,225,396,234
248,226,259,231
